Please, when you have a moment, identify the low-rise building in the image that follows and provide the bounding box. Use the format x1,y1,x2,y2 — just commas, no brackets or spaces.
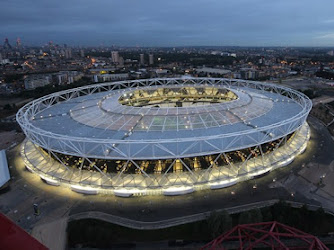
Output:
93,73,129,82
53,71,83,85
195,67,231,76
24,74,51,89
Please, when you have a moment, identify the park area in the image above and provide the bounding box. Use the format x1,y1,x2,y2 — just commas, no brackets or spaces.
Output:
67,201,334,248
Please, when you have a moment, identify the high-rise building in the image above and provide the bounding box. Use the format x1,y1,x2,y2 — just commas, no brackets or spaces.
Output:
119,56,124,67
65,48,72,59
149,54,154,65
111,51,119,64
80,49,85,58
3,38,12,50
16,38,21,49
140,53,145,65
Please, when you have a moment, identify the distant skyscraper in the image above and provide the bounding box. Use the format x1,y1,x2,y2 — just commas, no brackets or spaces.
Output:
119,56,124,67
16,38,21,49
149,54,154,65
3,38,12,50
140,53,145,65
80,49,85,58
65,48,72,59
111,51,119,64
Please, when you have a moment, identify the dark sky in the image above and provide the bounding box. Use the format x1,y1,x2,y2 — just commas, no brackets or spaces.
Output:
1,0,334,46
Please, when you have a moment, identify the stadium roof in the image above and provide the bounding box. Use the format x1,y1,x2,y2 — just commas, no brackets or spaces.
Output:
17,78,311,159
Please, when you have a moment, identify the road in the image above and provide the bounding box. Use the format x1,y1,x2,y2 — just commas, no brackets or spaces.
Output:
312,96,334,106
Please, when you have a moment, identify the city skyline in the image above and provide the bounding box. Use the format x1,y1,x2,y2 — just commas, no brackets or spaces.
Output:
1,0,334,47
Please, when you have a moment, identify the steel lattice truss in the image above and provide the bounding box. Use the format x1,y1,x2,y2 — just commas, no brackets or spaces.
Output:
202,221,329,250
21,123,309,195
17,78,312,196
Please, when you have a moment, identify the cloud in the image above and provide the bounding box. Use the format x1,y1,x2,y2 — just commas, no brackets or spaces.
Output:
316,33,334,40
1,0,334,46
323,19,334,24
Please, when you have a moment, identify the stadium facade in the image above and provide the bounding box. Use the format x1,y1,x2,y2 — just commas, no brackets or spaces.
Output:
17,78,312,196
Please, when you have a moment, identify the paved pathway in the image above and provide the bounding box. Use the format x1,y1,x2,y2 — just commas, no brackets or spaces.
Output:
279,117,334,213
31,218,68,250
312,96,334,106
68,200,279,230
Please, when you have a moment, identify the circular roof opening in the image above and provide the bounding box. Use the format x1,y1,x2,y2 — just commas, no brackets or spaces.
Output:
118,86,238,108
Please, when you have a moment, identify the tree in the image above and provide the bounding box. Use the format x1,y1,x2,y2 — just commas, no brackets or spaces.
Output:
271,200,289,221
303,89,315,99
239,208,263,224
261,207,273,222
249,208,263,223
219,210,233,233
3,104,12,110
207,210,232,238
238,211,252,224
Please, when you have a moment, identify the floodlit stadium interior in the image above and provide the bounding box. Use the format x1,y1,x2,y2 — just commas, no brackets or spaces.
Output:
46,132,294,174
17,78,312,197
117,86,238,107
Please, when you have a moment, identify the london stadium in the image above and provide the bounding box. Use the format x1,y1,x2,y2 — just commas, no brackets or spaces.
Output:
17,78,312,197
